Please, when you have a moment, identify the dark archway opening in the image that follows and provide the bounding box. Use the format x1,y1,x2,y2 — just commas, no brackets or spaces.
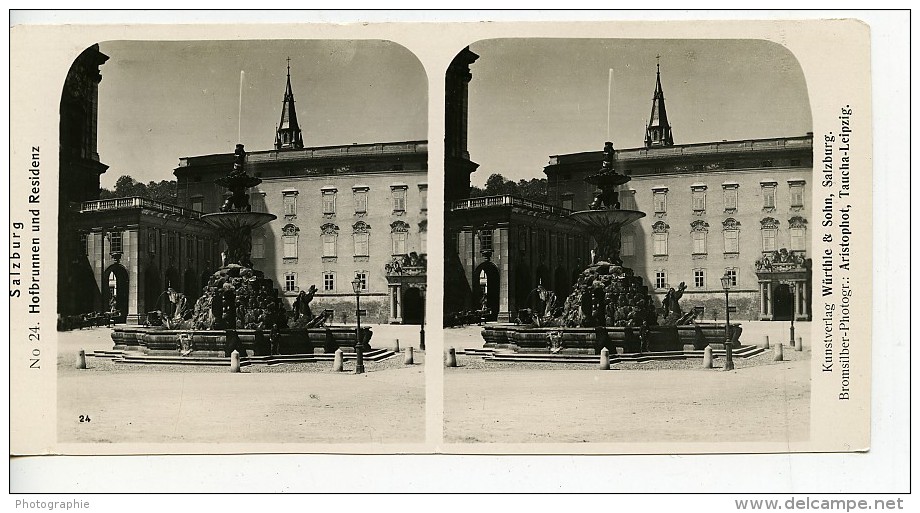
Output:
102,264,129,323
144,266,162,315
183,268,199,301
772,283,793,321
474,261,500,322
401,287,424,325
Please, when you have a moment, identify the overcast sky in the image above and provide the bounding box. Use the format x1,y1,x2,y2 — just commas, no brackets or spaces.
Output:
466,38,812,186
95,40,427,188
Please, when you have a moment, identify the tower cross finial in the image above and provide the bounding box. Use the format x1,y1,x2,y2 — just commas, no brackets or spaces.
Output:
656,54,660,71
286,56,291,75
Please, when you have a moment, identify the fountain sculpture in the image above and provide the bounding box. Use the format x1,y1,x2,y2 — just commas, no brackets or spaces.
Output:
481,142,741,354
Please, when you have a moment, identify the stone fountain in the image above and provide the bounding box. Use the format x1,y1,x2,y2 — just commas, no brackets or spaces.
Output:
111,144,371,357
481,142,741,354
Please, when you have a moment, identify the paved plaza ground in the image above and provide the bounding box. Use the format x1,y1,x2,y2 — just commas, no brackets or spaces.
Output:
57,324,425,444
444,321,811,444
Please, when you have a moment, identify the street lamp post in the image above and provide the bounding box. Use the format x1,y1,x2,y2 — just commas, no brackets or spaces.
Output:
419,292,426,351
351,275,365,375
721,271,735,371
789,283,796,347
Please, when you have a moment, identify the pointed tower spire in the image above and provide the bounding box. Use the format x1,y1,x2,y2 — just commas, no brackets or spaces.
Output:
275,57,304,150
645,55,674,148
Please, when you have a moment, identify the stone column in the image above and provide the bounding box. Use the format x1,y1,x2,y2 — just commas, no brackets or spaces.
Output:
791,281,799,319
766,283,773,318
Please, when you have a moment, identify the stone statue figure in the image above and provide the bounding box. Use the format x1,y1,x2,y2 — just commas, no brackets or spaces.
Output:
663,281,687,319
292,285,318,321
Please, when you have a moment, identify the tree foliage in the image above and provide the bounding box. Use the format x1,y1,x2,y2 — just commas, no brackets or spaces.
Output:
100,175,178,204
469,173,548,203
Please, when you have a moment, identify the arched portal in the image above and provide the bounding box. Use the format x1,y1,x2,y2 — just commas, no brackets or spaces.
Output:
772,283,793,321
102,264,129,323
554,266,571,301
401,287,424,325
183,268,199,301
474,261,500,322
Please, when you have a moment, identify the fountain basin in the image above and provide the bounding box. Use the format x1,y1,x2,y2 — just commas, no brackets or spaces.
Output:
201,211,277,231
567,209,645,231
481,323,742,355
111,325,373,357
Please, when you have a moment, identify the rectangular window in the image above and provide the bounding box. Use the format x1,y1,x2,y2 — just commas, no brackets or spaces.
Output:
284,273,296,293
354,233,369,257
80,233,88,256
653,191,667,213
323,272,335,292
356,272,368,292
322,190,336,215
723,188,738,211
621,232,635,257
354,190,368,214
762,229,777,252
480,229,493,252
692,231,707,254
790,185,804,208
283,193,297,217
561,194,574,211
694,269,705,288
392,188,407,212
621,191,637,210
726,268,739,287
420,231,427,254
655,271,667,290
724,230,739,254
763,186,776,209
322,234,337,257
419,186,428,212
790,227,806,251
283,235,298,258
109,231,123,254
252,236,265,259
653,232,668,256
692,190,706,212
167,234,177,259
392,232,408,255
191,196,203,212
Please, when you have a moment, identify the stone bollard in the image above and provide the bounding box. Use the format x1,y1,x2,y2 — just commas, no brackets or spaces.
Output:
702,346,713,369
230,350,241,373
76,349,87,370
333,349,344,372
599,347,610,370
796,336,804,352
395,339,400,353
773,342,784,362
405,346,414,365
762,335,770,349
446,347,457,368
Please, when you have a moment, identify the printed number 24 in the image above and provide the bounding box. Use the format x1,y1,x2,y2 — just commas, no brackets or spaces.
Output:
79,415,91,423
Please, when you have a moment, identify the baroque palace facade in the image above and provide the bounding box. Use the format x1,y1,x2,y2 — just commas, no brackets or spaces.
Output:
445,54,813,323
59,52,426,326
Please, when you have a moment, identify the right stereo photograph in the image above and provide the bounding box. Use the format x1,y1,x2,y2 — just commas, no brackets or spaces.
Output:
442,38,814,447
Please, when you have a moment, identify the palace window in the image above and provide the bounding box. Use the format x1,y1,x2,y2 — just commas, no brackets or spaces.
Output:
284,272,297,293
282,224,299,259
479,227,494,253
760,217,779,252
353,221,371,257
353,186,369,215
321,187,337,215
655,271,667,290
109,231,123,254
652,221,669,256
355,271,369,292
418,183,428,212
789,179,806,209
761,181,777,211
321,223,339,258
621,189,638,210
725,268,739,287
621,229,635,257
191,195,204,212
251,231,265,259
789,216,808,251
691,220,709,255
694,269,705,288
391,221,410,256
167,233,177,259
323,272,335,292
80,233,88,256
652,187,668,213
691,184,707,213
391,184,408,213
282,190,298,218
723,218,740,254
561,193,574,211
722,183,739,212
147,230,156,254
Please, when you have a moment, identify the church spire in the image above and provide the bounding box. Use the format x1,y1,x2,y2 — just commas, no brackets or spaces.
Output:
645,56,674,148
275,58,304,150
